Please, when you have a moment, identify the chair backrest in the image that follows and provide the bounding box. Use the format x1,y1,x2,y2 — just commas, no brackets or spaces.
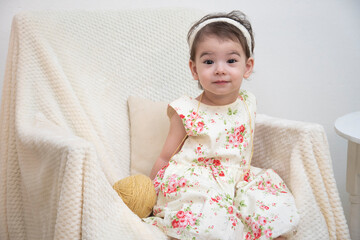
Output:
15,9,204,182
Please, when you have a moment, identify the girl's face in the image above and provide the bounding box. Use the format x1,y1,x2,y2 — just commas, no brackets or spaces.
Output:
189,35,254,103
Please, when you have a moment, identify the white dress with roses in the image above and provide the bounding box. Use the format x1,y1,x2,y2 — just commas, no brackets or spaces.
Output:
144,90,299,240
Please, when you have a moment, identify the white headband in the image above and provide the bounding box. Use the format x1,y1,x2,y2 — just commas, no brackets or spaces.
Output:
188,17,253,56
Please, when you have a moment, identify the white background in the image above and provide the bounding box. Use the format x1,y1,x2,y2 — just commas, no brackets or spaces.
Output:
1,0,359,223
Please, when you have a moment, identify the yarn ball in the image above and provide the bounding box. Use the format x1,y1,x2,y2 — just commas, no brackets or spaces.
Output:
113,174,157,218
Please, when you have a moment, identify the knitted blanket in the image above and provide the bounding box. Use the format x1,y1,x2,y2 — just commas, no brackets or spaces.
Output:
0,9,349,240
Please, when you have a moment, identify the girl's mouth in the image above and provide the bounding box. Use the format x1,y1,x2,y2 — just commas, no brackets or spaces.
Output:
213,80,230,84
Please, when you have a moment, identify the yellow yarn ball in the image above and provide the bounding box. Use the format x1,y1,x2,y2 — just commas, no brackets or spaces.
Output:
113,174,157,218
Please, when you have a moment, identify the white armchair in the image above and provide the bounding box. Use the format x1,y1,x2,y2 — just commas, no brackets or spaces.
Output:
0,9,350,239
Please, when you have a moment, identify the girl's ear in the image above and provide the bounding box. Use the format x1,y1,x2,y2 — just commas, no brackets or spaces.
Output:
243,57,254,79
189,60,199,80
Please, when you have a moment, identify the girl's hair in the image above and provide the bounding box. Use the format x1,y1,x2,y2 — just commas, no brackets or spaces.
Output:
187,10,255,61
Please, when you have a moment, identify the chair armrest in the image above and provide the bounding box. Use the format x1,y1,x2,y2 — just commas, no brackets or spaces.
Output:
1,113,167,240
252,114,350,240
252,114,328,183
4,113,92,239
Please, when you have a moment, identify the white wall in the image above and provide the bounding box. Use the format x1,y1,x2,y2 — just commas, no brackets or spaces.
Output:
1,0,359,223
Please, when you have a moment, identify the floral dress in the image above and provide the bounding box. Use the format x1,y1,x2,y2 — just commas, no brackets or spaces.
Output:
144,90,299,240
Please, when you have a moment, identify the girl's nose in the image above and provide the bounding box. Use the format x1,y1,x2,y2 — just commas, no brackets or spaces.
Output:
215,63,226,75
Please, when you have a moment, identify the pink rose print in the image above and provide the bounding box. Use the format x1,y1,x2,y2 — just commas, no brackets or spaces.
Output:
229,216,237,228
161,183,166,197
264,229,272,238
185,211,196,226
160,174,190,197
245,216,251,224
226,124,247,149
259,204,270,210
181,109,207,135
179,178,187,187
186,119,194,129
153,180,160,188
172,219,179,228
239,125,245,132
192,157,226,179
190,111,197,119
241,213,274,239
256,176,289,195
258,181,265,190
196,121,204,133
258,216,267,225
153,178,160,195
228,135,237,146
155,163,168,180
157,168,165,179
176,210,185,219
153,207,162,215
251,222,259,233
253,231,261,239
228,206,233,214
266,180,272,188
179,218,187,228
213,159,221,166
211,195,221,203
243,171,250,182
167,178,178,194
195,146,203,155
268,187,277,195
172,210,198,229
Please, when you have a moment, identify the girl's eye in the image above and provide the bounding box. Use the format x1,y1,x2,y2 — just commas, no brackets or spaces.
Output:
227,59,237,63
203,60,214,64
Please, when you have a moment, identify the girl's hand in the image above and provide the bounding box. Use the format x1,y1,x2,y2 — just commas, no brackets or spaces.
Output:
274,237,286,240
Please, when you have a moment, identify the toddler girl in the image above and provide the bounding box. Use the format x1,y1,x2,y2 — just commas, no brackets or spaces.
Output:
144,10,299,240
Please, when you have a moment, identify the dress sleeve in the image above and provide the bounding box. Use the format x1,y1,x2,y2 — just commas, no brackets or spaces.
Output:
167,96,200,136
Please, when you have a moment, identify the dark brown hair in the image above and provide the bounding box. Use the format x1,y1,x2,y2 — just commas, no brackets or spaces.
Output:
187,10,255,61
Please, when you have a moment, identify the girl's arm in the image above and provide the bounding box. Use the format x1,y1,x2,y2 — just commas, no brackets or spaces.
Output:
149,112,186,180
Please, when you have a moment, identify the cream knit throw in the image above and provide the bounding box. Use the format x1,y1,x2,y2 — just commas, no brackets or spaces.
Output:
0,9,349,240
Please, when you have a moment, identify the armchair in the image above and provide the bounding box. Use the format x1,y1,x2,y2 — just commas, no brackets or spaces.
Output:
0,9,349,239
